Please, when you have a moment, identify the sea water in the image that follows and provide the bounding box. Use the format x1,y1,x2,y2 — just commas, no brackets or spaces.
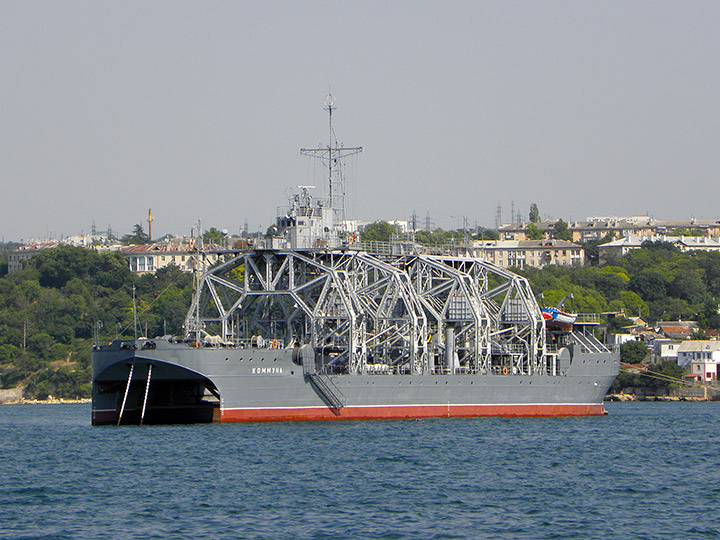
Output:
1,402,719,540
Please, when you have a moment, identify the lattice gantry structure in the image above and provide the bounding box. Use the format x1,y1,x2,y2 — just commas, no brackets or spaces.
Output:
395,255,546,375
185,250,547,375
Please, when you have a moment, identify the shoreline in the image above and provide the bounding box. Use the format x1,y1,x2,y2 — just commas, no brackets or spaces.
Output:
1,398,91,405
605,394,714,402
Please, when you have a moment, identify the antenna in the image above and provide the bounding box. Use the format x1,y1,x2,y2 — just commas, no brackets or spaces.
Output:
132,286,138,340
193,218,204,347
300,94,362,224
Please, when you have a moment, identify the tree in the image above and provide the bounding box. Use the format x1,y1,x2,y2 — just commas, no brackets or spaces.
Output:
473,228,499,241
583,233,615,266
690,329,710,340
668,228,703,237
361,221,400,242
32,245,93,288
121,224,149,245
699,300,720,331
640,240,679,254
30,246,131,290
27,332,54,359
657,297,695,321
87,252,133,290
551,219,573,241
571,266,628,300
529,203,540,223
607,316,635,334
648,361,685,387
150,284,193,336
629,271,668,302
620,340,648,364
668,271,709,305
610,360,685,393
526,222,544,240
204,227,226,244
609,291,648,318
0,344,19,363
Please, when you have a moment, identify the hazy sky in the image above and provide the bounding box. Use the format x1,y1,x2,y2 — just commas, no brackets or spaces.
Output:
2,1,719,241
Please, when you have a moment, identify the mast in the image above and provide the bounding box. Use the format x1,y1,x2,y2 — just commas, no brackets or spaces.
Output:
300,94,362,224
132,285,138,340
195,218,202,346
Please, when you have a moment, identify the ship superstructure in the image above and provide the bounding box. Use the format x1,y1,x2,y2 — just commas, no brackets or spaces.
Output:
91,96,619,425
273,94,361,250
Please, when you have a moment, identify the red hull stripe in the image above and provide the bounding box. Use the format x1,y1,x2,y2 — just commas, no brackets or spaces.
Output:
220,403,606,422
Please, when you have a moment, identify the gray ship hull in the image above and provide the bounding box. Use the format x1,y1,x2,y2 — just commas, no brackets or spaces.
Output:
92,338,619,425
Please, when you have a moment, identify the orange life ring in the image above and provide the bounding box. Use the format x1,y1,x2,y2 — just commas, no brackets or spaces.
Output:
271,340,279,349
502,366,508,375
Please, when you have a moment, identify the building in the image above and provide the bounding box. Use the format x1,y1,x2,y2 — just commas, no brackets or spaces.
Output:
473,239,584,270
677,340,720,366
8,233,116,273
677,341,720,382
122,242,223,274
7,233,231,276
607,334,640,347
8,241,59,272
687,359,718,383
598,235,720,262
656,321,699,340
498,217,720,243
649,338,682,364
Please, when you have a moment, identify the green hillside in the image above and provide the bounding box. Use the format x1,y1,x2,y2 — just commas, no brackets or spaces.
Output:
2,240,720,400
0,246,193,399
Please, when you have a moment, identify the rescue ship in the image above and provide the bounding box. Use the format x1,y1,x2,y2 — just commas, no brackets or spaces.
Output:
91,96,619,425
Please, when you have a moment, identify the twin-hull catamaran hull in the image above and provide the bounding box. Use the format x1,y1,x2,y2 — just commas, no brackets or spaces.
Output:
92,339,618,425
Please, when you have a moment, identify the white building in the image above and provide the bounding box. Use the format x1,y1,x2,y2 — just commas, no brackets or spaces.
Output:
608,334,639,347
650,339,682,364
677,341,720,382
121,243,222,274
8,241,58,272
599,235,720,262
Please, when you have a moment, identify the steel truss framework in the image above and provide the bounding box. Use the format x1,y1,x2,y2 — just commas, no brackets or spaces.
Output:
186,250,547,375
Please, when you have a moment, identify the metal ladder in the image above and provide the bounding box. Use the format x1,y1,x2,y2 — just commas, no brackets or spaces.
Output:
308,373,346,409
571,331,609,353
301,347,346,409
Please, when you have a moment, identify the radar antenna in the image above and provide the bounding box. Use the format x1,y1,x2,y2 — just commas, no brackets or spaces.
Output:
299,94,362,224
